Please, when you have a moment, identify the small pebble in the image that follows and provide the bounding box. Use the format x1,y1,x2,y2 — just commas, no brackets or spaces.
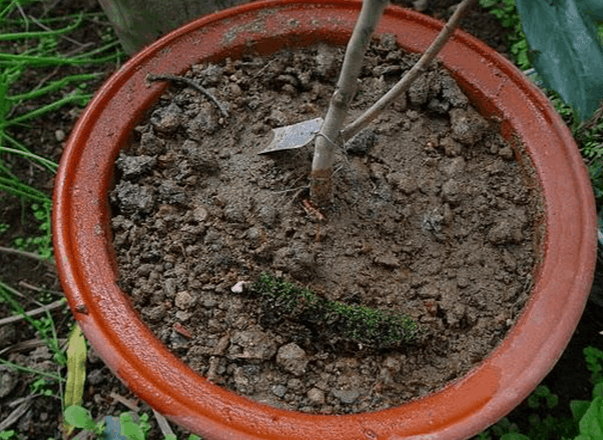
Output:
498,146,514,160
332,388,360,404
231,281,248,293
307,388,326,405
55,129,65,142
175,291,195,309
272,384,287,398
276,343,308,376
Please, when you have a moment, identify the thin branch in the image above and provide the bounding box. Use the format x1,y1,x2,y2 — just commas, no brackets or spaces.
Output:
0,298,66,328
0,337,66,357
147,73,230,118
109,392,140,412
0,400,33,431
0,245,54,264
342,0,478,141
152,409,176,438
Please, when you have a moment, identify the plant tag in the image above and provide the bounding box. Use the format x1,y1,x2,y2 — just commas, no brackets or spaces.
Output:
258,117,323,154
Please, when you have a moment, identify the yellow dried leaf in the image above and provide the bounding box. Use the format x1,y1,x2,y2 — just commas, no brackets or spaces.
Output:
65,324,87,408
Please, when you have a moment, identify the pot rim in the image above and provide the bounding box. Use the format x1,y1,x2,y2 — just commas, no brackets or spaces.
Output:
52,1,597,439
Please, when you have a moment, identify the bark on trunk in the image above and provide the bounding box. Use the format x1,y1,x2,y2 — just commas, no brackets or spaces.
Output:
98,0,251,55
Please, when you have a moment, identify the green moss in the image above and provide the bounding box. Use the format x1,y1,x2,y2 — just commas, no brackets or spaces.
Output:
250,273,421,349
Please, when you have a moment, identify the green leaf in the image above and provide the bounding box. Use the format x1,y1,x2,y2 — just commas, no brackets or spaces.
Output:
64,405,96,430
584,346,603,384
571,400,592,422
577,396,603,439
64,324,87,408
515,0,603,120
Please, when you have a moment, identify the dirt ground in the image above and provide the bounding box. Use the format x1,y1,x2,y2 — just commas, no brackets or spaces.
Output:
0,0,601,439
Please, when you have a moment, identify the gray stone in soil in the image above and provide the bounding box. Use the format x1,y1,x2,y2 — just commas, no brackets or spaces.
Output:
272,384,287,398
408,71,434,106
276,343,309,376
441,179,462,205
273,244,315,276
142,304,167,323
150,102,182,133
0,324,16,348
449,107,488,146
315,44,339,78
115,154,156,180
111,181,155,214
345,129,377,156
440,73,469,108
140,129,164,155
229,327,277,360
257,205,278,228
187,104,219,138
199,63,224,86
488,219,523,245
87,369,106,386
307,387,326,405
175,291,195,309
158,181,187,205
332,388,360,404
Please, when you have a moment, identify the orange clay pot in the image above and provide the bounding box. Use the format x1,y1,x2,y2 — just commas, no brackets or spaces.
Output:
53,1,597,439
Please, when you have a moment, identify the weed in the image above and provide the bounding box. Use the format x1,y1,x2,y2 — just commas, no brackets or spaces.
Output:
0,431,18,440
479,0,530,69
30,377,56,397
11,200,53,260
0,280,66,364
0,0,124,222
64,405,202,440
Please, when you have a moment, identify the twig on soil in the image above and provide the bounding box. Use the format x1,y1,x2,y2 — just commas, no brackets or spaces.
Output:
27,13,87,48
109,391,140,412
0,298,66,328
152,409,176,438
0,338,67,357
0,245,54,265
147,73,230,118
18,280,61,295
342,0,479,140
0,399,33,431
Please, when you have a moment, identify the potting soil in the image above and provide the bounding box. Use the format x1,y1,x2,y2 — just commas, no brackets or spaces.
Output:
109,35,543,414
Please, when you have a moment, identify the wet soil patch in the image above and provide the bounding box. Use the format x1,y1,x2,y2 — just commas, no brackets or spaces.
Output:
109,36,543,414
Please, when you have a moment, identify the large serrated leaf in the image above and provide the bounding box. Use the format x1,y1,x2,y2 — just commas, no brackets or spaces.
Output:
516,0,603,120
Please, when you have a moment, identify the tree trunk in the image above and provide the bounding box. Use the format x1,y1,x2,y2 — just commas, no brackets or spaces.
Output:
98,0,251,55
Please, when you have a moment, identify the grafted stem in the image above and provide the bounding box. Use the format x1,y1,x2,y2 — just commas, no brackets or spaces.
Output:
310,0,389,206
310,0,478,206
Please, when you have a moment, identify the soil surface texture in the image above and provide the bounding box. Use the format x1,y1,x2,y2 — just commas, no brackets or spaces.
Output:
109,36,543,415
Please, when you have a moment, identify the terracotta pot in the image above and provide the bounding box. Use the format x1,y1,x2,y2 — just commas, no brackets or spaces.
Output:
52,1,597,438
